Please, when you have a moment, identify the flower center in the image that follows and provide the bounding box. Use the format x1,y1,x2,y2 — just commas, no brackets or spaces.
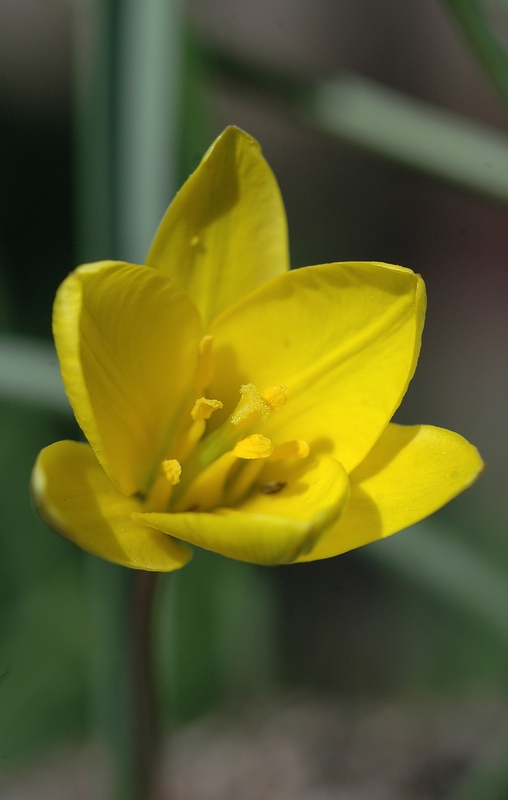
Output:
153,381,309,513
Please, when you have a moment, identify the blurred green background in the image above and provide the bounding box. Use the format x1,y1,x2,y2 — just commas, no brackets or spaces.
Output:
0,0,508,795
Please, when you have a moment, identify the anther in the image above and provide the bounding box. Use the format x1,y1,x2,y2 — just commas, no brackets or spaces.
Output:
269,440,310,461
191,397,223,421
262,383,287,410
162,459,182,485
231,384,270,426
233,434,274,459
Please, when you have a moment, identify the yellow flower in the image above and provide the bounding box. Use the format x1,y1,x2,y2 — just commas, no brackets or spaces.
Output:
31,127,483,571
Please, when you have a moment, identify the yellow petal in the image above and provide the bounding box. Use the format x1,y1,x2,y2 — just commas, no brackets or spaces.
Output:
297,423,484,562
146,127,289,328
54,261,202,496
237,454,349,525
31,441,191,571
134,455,349,565
210,261,425,473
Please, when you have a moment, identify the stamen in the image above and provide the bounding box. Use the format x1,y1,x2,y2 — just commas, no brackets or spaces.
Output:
262,383,287,410
191,397,223,421
174,451,237,512
224,459,266,506
195,335,214,389
171,382,287,507
231,384,270,426
172,420,205,463
162,459,182,485
233,434,274,459
146,473,172,511
269,440,310,461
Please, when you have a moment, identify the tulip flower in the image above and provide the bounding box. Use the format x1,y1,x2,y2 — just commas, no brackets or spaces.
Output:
31,127,483,570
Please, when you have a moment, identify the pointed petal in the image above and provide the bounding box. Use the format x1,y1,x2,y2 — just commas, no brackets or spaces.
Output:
134,455,349,565
54,261,202,496
210,261,425,472
297,424,484,562
146,127,289,328
31,441,191,571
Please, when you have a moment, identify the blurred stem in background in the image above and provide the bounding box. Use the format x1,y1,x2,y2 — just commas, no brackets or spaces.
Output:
436,3,508,792
205,46,508,205
442,0,508,108
72,1,280,797
430,6,508,797
75,1,134,797
74,0,182,796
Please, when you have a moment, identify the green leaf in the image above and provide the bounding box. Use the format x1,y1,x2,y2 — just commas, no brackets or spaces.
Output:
206,49,508,204
310,73,508,203
0,336,70,413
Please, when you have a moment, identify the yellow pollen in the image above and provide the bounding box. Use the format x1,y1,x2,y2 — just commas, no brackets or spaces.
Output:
191,397,224,421
231,383,270,425
269,440,310,461
190,235,200,247
161,459,182,485
233,434,274,459
262,383,287,410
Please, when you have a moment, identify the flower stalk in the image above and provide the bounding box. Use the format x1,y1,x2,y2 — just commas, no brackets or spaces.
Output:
87,563,163,800
128,570,162,800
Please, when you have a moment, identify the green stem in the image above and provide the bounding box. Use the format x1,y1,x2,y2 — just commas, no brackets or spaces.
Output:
88,564,162,800
116,0,184,261
87,563,129,798
128,570,162,800
73,0,120,263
